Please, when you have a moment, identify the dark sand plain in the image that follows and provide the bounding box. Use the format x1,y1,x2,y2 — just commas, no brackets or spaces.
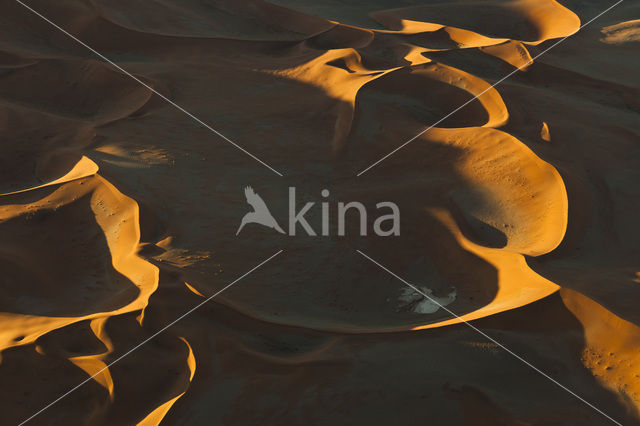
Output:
0,0,639,424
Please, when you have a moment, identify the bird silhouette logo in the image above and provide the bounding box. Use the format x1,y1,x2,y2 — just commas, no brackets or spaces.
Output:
236,186,285,235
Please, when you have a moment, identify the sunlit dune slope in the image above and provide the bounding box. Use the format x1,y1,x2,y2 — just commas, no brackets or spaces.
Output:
0,0,638,424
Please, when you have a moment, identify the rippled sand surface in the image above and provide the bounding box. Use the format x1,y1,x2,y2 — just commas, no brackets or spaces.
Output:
1,0,639,424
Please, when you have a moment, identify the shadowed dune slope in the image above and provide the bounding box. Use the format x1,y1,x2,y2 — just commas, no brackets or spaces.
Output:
0,0,638,424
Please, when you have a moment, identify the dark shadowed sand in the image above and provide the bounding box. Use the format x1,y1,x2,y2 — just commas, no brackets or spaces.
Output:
0,0,639,424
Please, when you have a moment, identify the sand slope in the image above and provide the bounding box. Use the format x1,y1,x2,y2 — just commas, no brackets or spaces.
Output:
0,0,638,424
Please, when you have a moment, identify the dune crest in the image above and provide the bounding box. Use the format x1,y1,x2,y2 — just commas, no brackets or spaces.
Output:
369,0,580,44
0,174,157,352
0,156,98,197
136,338,196,426
2,0,639,423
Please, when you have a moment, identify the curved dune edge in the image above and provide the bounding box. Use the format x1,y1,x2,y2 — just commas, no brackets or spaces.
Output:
369,0,580,45
0,156,98,197
3,0,636,423
440,127,569,256
268,48,391,154
374,19,512,50
412,209,560,331
187,124,568,334
68,317,116,398
270,48,509,154
0,161,180,425
136,337,196,426
561,289,640,416
410,127,568,330
0,173,158,354
480,40,534,70
86,0,580,46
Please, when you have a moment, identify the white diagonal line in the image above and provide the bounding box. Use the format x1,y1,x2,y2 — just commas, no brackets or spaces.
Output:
356,249,623,426
357,0,623,176
18,249,283,425
14,0,283,177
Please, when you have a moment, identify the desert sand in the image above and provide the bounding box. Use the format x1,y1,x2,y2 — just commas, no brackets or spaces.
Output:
0,0,639,424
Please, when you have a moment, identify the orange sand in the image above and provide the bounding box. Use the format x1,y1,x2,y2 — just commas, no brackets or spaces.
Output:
0,0,638,424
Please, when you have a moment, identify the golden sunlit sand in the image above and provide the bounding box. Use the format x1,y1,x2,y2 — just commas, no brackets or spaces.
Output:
0,0,638,424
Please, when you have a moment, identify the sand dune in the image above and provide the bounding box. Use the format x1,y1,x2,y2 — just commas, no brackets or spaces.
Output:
0,0,638,424
370,0,580,42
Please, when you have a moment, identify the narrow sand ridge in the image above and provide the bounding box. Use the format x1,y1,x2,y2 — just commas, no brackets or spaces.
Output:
0,0,639,424
0,167,158,353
